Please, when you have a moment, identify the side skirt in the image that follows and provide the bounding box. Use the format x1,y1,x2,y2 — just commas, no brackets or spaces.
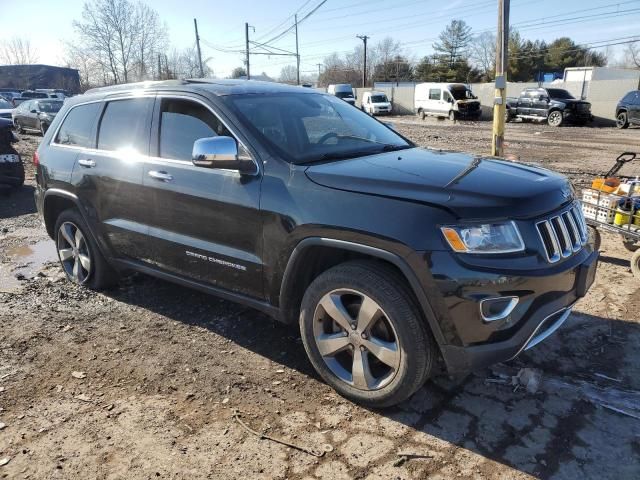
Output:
112,258,281,320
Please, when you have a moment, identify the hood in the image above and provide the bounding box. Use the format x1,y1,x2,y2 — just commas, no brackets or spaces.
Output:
305,148,573,219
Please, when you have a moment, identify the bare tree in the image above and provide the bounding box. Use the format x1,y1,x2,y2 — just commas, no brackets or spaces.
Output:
470,32,495,80
165,47,213,79
0,37,39,65
72,0,167,84
623,42,640,68
278,65,298,84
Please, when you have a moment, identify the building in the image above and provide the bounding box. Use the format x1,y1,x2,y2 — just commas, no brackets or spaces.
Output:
0,64,81,93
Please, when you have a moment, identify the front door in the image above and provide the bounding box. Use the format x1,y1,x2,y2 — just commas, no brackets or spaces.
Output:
531,90,550,117
631,92,640,124
142,95,263,298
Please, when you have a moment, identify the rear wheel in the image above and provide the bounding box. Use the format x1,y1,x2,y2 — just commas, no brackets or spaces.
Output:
505,109,512,123
299,261,435,408
616,111,629,129
54,209,119,290
547,110,563,127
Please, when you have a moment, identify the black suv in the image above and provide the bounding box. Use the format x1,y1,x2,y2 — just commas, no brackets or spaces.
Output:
616,90,640,129
34,80,598,407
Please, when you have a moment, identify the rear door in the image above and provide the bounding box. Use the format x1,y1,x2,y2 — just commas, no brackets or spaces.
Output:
142,95,263,298
71,96,155,262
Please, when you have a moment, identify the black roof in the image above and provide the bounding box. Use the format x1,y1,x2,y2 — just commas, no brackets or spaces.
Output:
84,79,318,97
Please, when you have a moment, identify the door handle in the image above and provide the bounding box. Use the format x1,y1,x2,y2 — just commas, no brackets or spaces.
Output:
148,170,173,182
78,158,95,168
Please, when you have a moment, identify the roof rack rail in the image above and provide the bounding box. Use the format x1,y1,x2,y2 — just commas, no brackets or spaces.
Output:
84,80,189,95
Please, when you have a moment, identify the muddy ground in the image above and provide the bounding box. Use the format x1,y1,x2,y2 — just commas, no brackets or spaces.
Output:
1,120,639,479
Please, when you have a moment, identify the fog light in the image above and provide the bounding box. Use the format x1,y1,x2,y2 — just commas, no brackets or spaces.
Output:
480,296,519,322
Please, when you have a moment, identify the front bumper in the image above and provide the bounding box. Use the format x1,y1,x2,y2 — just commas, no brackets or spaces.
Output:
429,247,598,373
564,110,592,122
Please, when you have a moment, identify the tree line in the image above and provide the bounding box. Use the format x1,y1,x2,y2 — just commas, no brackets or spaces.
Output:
317,19,612,87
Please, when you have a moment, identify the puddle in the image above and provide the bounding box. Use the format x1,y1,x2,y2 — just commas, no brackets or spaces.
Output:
1,240,58,293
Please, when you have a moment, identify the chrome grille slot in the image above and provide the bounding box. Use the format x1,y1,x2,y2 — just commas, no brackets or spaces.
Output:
536,203,587,263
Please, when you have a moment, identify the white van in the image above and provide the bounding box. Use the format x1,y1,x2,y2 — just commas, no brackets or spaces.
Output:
327,84,356,106
361,91,392,115
414,83,481,121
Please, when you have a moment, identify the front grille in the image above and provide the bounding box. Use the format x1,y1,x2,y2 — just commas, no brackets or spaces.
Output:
536,203,587,263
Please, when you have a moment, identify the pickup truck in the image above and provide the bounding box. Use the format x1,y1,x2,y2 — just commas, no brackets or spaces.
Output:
506,87,593,127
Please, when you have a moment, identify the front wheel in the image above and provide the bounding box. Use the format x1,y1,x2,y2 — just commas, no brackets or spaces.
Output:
449,110,456,122
623,239,639,252
54,209,119,290
616,111,629,129
547,110,563,127
299,261,435,408
40,121,48,136
505,109,512,123
14,120,24,134
418,109,426,120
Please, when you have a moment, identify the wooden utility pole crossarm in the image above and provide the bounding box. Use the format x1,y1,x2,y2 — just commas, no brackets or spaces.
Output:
491,0,510,157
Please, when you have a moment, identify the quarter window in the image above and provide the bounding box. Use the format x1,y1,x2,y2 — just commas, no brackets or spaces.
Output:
429,89,441,101
55,103,101,148
158,98,232,161
97,98,153,153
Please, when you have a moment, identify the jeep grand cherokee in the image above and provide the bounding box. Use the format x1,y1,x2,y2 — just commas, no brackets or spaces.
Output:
34,80,598,407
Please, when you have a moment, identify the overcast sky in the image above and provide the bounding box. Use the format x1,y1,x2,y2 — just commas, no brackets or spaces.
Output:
2,0,639,78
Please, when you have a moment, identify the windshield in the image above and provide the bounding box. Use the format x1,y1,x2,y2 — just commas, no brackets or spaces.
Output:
450,87,475,101
546,89,574,100
37,100,63,113
0,99,12,109
335,91,354,99
370,95,388,103
228,93,412,164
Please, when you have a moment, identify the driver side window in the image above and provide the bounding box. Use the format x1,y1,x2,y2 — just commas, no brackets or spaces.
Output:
158,98,232,161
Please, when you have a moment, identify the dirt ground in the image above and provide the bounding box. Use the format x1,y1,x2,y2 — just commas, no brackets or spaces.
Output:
1,119,639,480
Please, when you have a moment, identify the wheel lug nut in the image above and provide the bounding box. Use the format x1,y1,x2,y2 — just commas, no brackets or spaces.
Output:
359,346,366,351
361,333,367,339
350,323,357,330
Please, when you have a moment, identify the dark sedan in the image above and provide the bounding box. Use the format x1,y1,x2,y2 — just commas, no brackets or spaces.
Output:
13,99,63,135
616,90,640,129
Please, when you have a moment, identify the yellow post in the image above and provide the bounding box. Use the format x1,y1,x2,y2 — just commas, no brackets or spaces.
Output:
491,0,510,157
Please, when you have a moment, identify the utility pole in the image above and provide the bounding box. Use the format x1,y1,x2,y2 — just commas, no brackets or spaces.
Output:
157,54,162,80
295,14,300,85
245,22,251,80
194,18,204,78
356,35,369,88
491,0,510,157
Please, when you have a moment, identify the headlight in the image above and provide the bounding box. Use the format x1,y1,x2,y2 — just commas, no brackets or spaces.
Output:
441,221,524,254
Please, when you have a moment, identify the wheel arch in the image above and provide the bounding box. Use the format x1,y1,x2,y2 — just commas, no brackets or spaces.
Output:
278,237,447,347
43,189,82,238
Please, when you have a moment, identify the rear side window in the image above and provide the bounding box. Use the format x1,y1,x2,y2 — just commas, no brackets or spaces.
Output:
429,89,441,101
158,98,231,161
55,103,101,148
97,98,153,153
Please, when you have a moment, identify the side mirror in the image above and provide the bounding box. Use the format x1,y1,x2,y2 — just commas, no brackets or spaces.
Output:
192,136,256,174
538,95,547,101
30,109,37,113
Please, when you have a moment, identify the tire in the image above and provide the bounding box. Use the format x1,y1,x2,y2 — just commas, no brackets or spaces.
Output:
53,209,119,290
449,110,456,122
631,249,640,279
40,121,48,136
299,260,435,408
505,109,512,123
623,239,639,252
418,109,426,120
547,110,563,127
14,120,24,134
616,111,629,129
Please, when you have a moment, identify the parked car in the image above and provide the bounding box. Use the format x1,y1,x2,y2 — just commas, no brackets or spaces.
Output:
0,98,14,120
415,82,481,121
34,80,598,407
35,88,72,99
327,83,356,106
0,90,21,103
615,90,640,129
0,118,24,188
13,99,63,135
12,90,49,107
506,88,593,127
361,91,392,115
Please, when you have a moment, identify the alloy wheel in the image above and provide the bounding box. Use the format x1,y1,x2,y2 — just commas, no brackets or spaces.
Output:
57,222,92,284
312,289,400,391
548,111,562,127
617,112,628,129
